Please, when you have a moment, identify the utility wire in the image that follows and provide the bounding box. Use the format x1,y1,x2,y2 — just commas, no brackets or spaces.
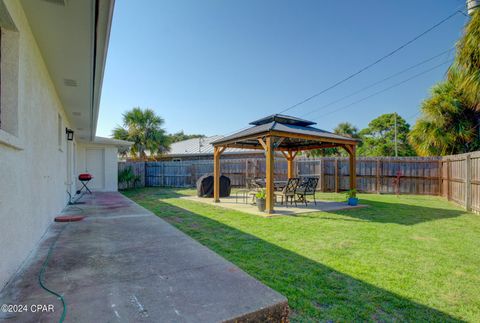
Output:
278,8,463,114
219,6,463,139
221,52,451,139
313,59,453,119
405,111,422,121
301,47,455,117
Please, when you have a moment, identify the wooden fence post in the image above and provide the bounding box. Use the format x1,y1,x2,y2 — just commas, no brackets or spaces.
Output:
376,159,381,194
438,159,442,196
320,159,325,192
335,158,340,193
162,163,165,187
466,154,472,211
245,159,249,185
446,159,450,201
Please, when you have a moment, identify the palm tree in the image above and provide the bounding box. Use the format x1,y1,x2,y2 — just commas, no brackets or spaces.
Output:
410,11,480,156
409,69,480,156
455,10,480,109
112,107,170,160
334,122,360,139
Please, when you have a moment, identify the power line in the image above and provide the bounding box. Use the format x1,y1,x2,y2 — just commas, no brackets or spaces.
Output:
301,47,455,117
313,59,453,119
405,111,421,121
278,8,463,115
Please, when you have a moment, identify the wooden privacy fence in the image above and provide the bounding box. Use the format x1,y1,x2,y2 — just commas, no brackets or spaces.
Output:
119,151,480,213
440,151,480,213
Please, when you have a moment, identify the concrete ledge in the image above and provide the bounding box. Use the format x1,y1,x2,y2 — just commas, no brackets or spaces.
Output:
225,300,290,322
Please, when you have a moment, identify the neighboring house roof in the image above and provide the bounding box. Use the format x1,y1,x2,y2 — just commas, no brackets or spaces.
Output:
166,136,261,157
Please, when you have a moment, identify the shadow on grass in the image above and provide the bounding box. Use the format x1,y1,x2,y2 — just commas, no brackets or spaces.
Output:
125,188,467,225
124,188,465,322
327,198,466,225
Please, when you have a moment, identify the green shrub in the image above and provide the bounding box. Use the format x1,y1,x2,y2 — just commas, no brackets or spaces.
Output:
118,166,141,189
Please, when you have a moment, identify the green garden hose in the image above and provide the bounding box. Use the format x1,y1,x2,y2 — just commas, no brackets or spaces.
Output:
38,224,67,323
38,205,84,323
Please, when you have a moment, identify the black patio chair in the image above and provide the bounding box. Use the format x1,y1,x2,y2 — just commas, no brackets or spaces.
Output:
274,177,300,207
296,177,319,206
237,178,261,204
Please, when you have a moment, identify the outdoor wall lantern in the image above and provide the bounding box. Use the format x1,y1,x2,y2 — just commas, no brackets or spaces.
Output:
65,128,74,141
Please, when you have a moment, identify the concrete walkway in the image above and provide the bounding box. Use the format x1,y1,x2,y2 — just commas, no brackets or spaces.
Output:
0,192,288,322
183,195,367,217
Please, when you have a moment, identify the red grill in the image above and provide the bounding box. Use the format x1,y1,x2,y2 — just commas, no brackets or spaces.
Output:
79,173,93,181
78,173,93,194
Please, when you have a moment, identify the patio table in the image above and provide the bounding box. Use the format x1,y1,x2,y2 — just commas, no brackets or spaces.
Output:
254,179,288,191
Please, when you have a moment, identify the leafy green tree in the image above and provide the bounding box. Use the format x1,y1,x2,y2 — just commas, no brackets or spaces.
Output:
306,122,360,157
359,113,415,157
409,68,480,156
112,107,169,160
169,131,205,143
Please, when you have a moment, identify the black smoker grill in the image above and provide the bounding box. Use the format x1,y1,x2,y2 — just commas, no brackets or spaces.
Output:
196,174,231,198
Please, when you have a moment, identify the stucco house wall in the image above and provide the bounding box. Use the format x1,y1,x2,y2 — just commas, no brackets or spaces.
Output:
0,1,76,288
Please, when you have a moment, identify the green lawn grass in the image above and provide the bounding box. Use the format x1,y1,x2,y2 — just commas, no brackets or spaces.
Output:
123,188,480,322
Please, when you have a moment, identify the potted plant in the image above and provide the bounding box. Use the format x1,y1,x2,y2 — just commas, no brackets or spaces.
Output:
255,189,266,212
346,189,358,206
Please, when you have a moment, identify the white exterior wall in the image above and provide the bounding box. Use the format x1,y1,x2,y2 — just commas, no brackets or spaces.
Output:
0,1,75,289
76,143,119,192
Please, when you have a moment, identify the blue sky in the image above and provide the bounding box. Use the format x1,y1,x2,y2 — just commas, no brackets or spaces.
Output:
97,0,469,137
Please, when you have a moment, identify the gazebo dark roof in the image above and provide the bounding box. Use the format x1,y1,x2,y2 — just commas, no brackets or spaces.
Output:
212,114,359,150
211,114,359,214
249,114,316,126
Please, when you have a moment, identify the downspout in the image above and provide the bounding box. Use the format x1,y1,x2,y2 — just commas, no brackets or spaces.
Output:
89,0,99,141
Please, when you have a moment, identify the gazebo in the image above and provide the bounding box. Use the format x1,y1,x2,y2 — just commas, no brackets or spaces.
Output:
211,114,360,213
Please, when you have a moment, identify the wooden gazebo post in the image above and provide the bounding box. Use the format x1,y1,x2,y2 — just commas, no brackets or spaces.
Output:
258,136,275,213
282,150,298,179
213,146,226,202
344,144,357,190
265,136,274,213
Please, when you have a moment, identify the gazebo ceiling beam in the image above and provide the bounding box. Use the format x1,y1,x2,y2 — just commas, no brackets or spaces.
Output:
268,131,358,146
257,138,267,150
224,144,265,150
280,150,299,160
222,142,344,151
274,137,285,148
287,143,342,151
213,131,357,148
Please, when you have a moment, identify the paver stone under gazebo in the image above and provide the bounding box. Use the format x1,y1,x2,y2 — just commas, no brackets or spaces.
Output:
211,114,360,213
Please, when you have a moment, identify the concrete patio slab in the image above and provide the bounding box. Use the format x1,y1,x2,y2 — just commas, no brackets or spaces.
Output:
0,192,288,322
182,195,367,217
